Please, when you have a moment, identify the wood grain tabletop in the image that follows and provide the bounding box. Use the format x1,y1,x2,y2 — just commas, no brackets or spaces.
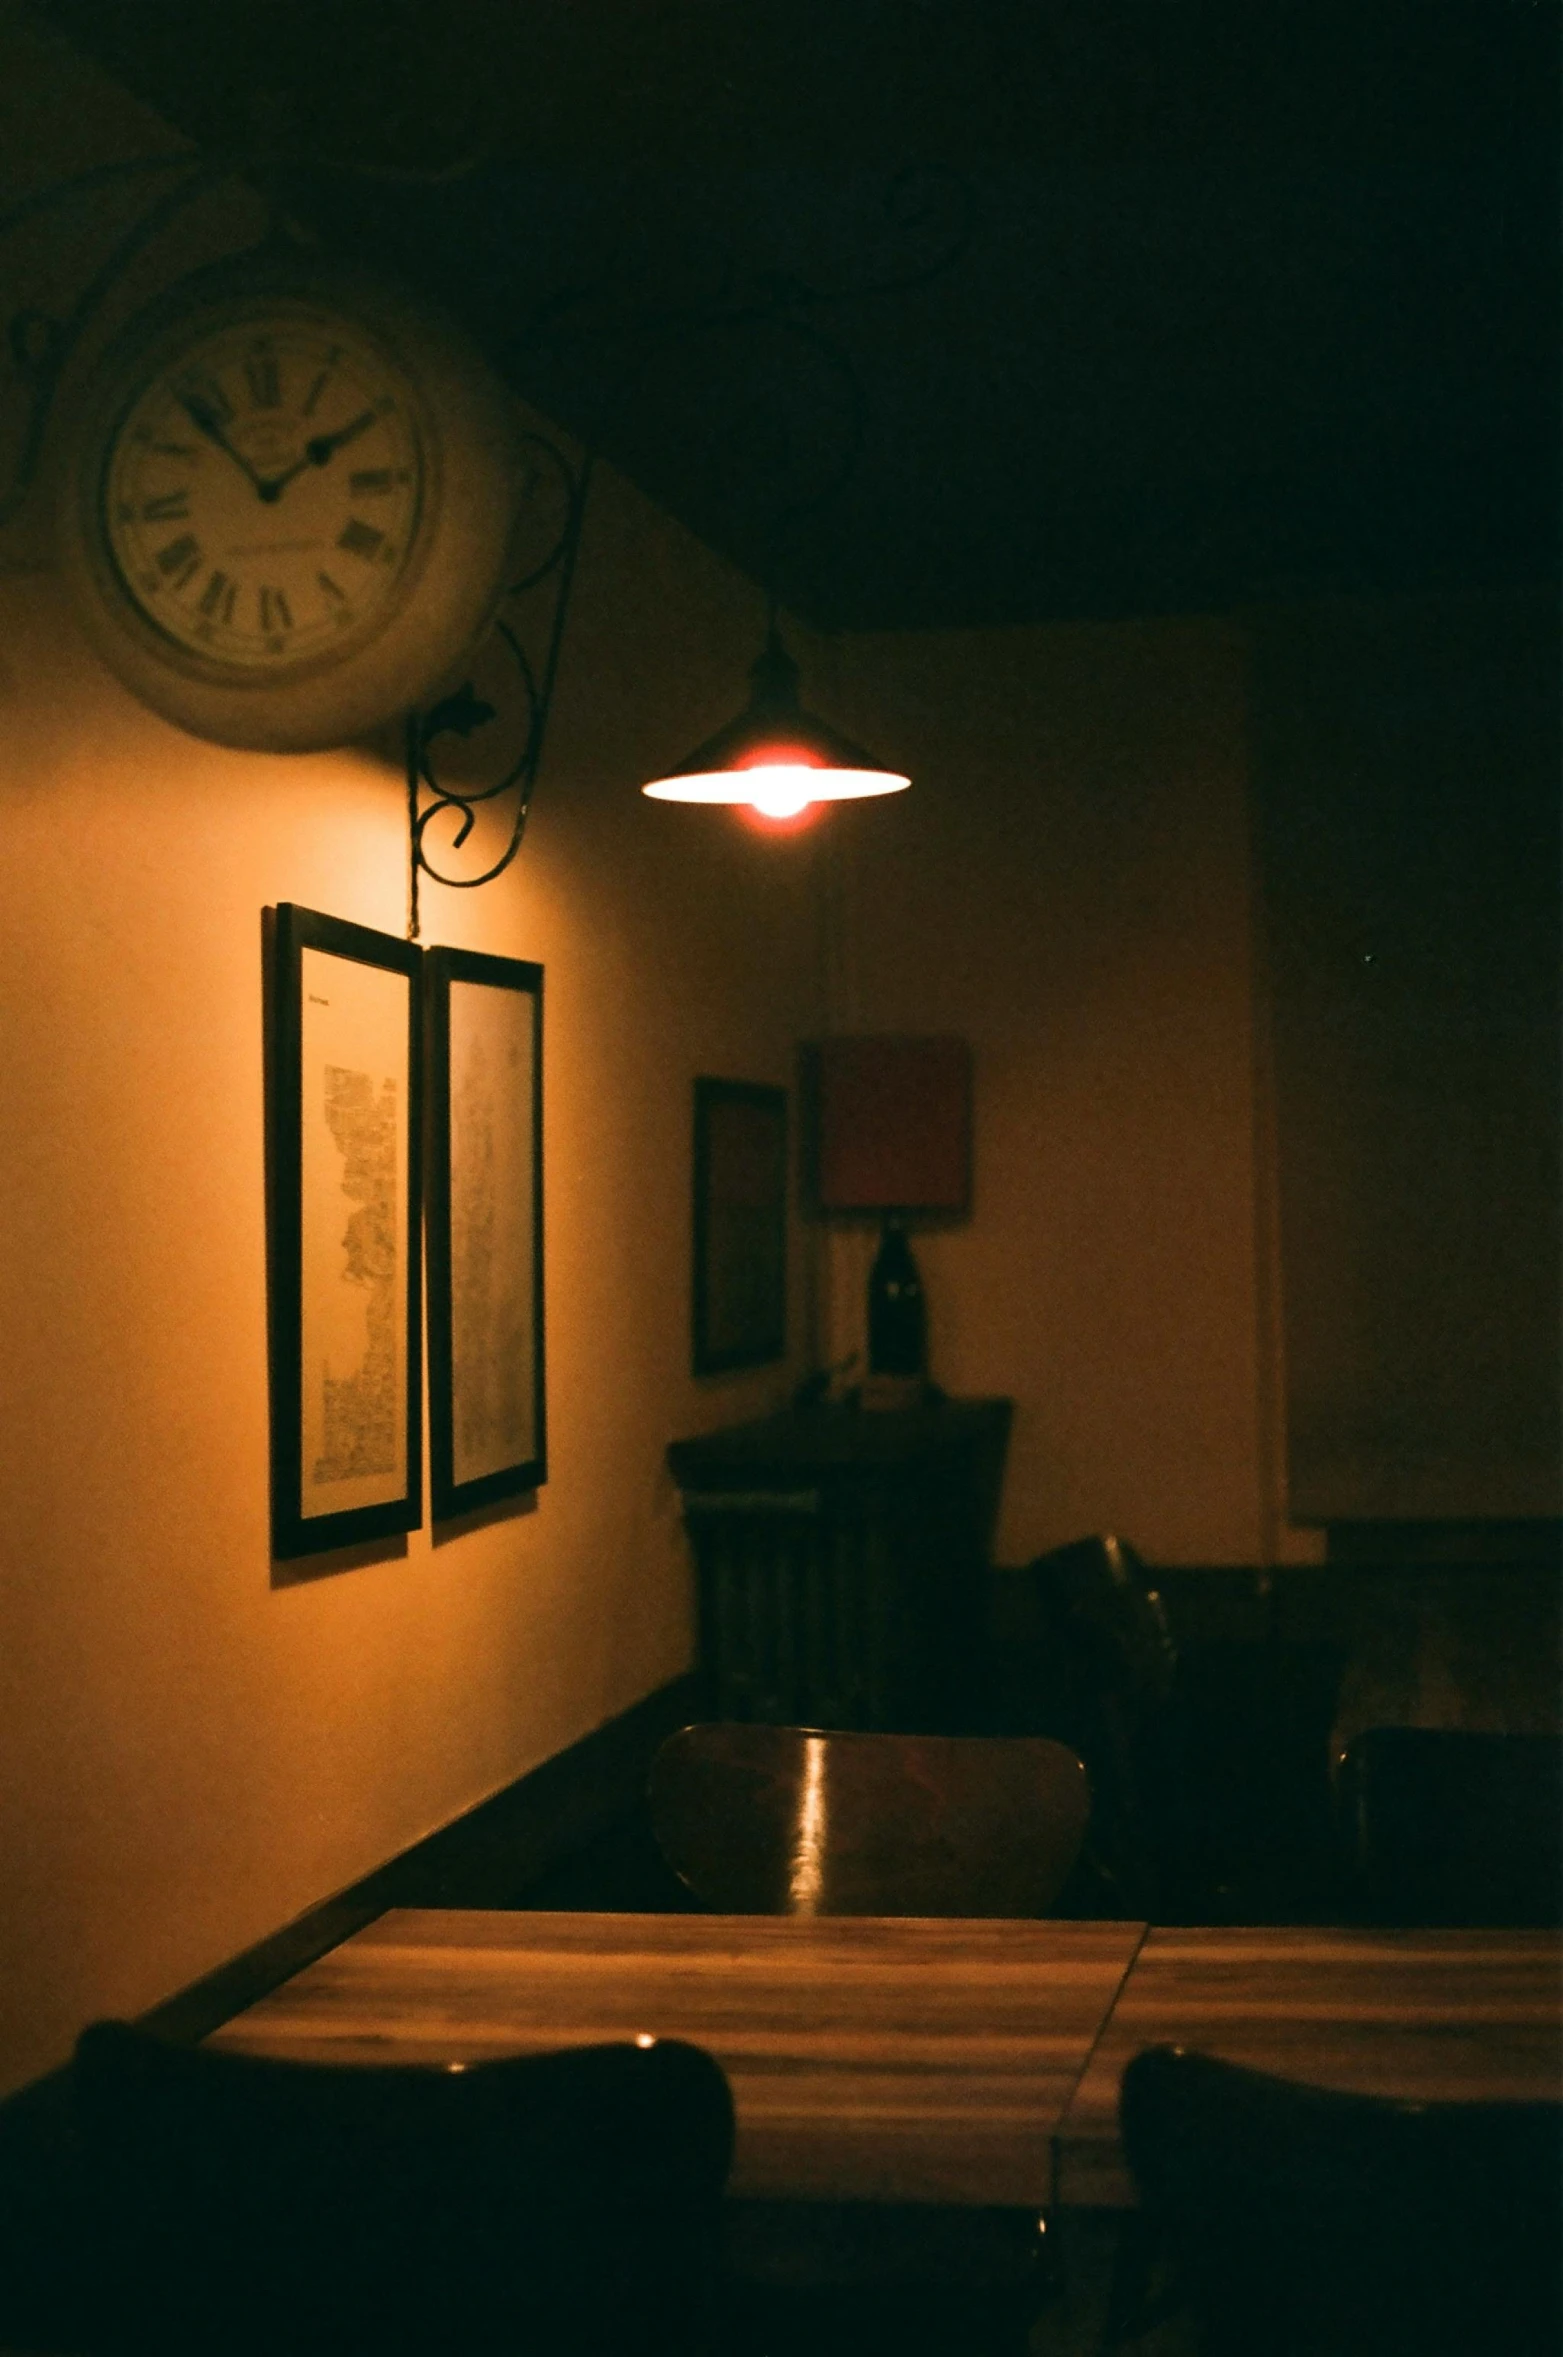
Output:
1055,1923,1563,2207
208,1908,1146,2207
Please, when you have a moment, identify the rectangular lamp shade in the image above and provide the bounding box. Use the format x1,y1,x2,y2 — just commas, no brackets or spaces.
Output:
806,1036,972,1213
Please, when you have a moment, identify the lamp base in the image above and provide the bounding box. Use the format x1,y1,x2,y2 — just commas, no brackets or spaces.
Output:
867,1214,927,1380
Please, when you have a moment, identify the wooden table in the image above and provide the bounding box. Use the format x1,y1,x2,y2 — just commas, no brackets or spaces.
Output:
1056,1923,1563,2206
209,1908,1143,2208
210,1912,1561,2214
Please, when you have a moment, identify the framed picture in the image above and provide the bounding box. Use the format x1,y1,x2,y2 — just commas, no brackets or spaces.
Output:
425,947,545,1518
692,1078,787,1375
265,904,423,1559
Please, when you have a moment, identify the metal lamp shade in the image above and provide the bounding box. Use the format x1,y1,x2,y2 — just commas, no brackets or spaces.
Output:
642,635,910,816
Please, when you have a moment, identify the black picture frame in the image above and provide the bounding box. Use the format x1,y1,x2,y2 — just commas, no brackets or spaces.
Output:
265,903,423,1560
692,1078,788,1376
425,947,546,1519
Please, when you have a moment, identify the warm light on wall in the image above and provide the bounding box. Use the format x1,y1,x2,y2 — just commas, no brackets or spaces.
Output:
642,626,910,821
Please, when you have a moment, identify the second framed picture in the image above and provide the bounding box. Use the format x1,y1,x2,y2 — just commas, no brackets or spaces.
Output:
425,948,546,1519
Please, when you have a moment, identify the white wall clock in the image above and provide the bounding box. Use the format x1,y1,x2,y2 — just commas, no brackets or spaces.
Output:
57,252,521,751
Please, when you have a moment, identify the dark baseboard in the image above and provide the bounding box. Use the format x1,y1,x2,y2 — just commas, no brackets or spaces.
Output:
0,1671,700,2135
0,1671,700,2347
1326,1520,1561,1568
147,1669,704,2046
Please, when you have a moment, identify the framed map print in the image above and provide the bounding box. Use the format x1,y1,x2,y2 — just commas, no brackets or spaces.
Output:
266,904,423,1559
425,947,545,1519
692,1078,787,1375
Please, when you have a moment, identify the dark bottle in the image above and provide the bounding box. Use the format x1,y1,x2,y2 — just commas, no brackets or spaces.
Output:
867,1217,926,1376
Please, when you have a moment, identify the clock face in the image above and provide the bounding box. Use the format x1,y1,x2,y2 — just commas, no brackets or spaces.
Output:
60,257,522,751
101,309,427,677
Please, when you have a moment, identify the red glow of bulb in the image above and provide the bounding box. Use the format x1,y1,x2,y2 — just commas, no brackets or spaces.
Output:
736,797,829,836
736,741,823,771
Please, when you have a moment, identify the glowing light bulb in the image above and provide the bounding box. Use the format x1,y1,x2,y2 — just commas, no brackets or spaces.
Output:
747,765,816,820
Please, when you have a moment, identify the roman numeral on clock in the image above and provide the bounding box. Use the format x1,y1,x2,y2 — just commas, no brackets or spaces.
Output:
244,344,281,407
258,586,293,633
337,519,384,561
155,534,201,587
302,350,341,417
141,490,190,523
198,570,237,624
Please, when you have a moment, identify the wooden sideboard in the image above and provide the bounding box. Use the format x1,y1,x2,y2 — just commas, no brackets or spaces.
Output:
667,1399,1012,1732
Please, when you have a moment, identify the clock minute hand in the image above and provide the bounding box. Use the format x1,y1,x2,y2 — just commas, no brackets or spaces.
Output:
178,394,269,496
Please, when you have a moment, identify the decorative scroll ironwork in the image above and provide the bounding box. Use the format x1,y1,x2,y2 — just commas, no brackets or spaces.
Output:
507,163,975,551
405,435,592,939
4,136,967,890
0,141,499,535
0,152,592,927
0,152,230,533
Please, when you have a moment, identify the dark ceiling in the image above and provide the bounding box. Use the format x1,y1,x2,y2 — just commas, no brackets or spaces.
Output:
39,0,1562,630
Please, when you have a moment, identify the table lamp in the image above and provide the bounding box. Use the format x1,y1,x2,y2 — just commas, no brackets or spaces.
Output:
805,1035,972,1406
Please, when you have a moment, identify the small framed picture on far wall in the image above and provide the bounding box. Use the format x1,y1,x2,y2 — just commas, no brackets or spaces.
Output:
692,1077,787,1376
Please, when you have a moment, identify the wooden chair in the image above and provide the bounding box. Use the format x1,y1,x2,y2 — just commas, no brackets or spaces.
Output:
649,1724,1090,2353
1021,1535,1185,1914
73,2017,734,2356
1032,1535,1178,1705
1117,2042,1563,2357
648,1721,1091,1916
1338,1725,1563,1925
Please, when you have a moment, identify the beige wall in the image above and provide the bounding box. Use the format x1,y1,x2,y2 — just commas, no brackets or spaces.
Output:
0,22,828,2106
800,616,1292,1567
0,3,1326,2101
1251,589,1561,1524
0,542,1301,2099
0,471,823,2096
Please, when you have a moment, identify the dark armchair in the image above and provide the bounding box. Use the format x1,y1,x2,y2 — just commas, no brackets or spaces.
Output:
1019,1534,1184,1915
74,2017,734,2356
1337,1725,1563,1926
1118,2042,1563,2357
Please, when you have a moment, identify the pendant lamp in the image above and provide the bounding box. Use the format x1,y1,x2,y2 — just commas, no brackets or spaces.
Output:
641,624,910,821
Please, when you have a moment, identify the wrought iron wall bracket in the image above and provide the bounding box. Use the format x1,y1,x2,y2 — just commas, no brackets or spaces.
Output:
406,437,592,939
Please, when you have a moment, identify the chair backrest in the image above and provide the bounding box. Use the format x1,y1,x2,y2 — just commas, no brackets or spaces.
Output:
1120,2042,1563,2357
648,1722,1090,1915
74,2018,733,2357
1339,1725,1563,1925
1029,1533,1178,1703
1024,1534,1183,1913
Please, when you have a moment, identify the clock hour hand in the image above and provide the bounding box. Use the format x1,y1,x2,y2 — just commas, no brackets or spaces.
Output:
304,409,377,467
177,393,271,497
253,410,378,502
